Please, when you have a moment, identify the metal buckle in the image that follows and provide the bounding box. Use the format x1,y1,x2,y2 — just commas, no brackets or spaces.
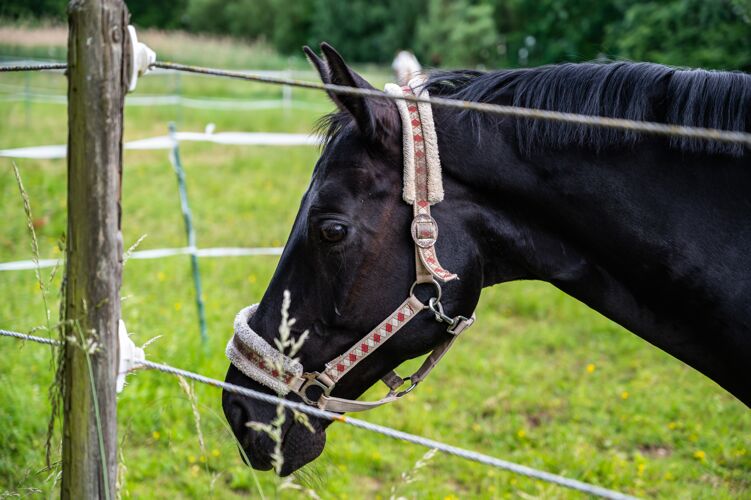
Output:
298,372,334,406
428,297,471,335
447,315,472,335
393,375,418,397
411,213,438,248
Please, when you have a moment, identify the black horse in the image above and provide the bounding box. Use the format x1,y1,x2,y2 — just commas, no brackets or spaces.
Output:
223,44,751,474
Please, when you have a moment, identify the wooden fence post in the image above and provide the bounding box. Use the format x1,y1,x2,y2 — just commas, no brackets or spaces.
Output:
62,1,129,498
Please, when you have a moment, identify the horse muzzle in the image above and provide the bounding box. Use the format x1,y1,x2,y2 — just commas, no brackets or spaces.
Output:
222,365,328,475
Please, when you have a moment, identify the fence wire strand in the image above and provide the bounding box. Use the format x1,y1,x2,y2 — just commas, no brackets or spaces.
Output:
0,328,61,345
151,61,751,148
2,59,748,147
0,63,67,73
0,327,637,500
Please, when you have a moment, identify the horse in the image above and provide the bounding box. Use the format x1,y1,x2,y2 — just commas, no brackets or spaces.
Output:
222,43,751,475
392,50,422,85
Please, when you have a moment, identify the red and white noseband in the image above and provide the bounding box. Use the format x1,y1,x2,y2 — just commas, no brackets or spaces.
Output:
226,77,476,413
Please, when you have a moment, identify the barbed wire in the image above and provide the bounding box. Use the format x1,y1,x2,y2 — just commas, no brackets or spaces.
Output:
152,61,751,148
0,63,67,73
2,59,748,147
0,327,637,499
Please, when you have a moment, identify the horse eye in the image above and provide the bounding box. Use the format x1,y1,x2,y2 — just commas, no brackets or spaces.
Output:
321,222,347,243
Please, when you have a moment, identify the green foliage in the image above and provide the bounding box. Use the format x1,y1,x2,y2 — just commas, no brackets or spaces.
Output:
417,0,499,67
492,0,621,65
3,0,751,69
604,0,751,70
0,0,65,20
128,0,189,30
309,0,424,63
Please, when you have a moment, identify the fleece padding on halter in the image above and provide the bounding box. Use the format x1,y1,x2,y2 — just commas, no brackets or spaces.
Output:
386,77,457,283
385,77,444,205
226,304,303,395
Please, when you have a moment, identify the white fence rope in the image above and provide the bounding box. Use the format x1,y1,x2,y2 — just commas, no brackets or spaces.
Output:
0,131,320,159
0,90,331,112
0,246,283,272
0,327,638,500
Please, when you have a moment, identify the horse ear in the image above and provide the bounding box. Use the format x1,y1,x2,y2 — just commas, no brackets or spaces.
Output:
318,43,382,139
303,45,330,84
304,45,347,111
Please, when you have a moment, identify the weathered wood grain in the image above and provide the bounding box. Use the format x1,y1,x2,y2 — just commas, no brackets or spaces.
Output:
62,1,129,498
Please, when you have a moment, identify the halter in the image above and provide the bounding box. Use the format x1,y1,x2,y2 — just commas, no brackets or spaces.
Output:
226,77,476,413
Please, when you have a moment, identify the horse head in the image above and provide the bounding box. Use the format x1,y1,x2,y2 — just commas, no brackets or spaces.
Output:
222,43,482,475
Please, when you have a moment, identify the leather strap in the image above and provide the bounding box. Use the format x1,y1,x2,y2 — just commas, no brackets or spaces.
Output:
316,313,475,412
324,295,425,382
401,83,457,283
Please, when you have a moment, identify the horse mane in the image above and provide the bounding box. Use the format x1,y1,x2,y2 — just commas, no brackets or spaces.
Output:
425,62,751,157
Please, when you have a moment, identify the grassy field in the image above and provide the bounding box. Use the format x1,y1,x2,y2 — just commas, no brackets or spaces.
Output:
1,33,750,499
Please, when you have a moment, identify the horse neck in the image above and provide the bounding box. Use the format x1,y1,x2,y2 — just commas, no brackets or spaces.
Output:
439,121,751,406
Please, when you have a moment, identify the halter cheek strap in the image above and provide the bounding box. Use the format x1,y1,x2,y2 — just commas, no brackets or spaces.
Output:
226,77,476,413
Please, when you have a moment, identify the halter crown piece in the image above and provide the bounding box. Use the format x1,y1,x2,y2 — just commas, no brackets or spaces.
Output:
226,77,476,413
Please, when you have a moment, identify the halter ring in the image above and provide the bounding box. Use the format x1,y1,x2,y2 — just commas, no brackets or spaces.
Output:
409,278,442,302
394,376,419,397
299,372,334,406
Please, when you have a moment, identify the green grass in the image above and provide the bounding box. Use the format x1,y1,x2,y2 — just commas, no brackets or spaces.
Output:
1,41,750,500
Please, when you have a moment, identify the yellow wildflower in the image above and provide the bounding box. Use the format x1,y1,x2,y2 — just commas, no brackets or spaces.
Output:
621,391,629,400
517,429,526,439
586,363,596,373
667,422,677,430
211,449,221,457
693,450,706,461
174,302,182,311
152,431,160,440
188,455,196,464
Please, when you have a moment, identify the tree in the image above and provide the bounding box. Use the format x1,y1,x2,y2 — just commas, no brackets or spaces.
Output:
0,0,65,20
309,0,425,63
605,0,751,71
416,0,499,67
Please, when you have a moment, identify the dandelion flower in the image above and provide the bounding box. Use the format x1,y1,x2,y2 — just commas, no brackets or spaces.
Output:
586,363,596,373
693,450,706,461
